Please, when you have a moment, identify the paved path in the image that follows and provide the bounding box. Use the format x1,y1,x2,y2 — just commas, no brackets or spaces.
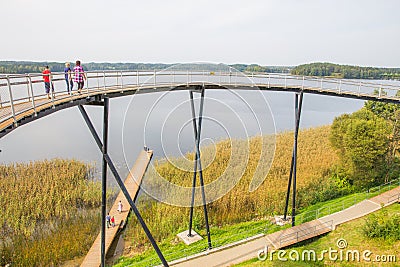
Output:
80,150,153,267
170,186,400,267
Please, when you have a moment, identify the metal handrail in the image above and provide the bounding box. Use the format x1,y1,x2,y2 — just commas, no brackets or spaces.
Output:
0,70,399,129
279,220,333,246
298,177,400,224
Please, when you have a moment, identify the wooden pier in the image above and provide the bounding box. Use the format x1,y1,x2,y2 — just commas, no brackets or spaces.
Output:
80,149,153,267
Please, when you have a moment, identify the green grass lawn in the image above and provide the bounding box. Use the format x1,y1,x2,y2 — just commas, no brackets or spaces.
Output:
235,204,400,267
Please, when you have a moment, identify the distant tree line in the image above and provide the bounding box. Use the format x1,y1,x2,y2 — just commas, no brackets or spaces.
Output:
0,61,291,74
4,61,399,79
230,64,291,73
0,61,172,74
291,62,400,80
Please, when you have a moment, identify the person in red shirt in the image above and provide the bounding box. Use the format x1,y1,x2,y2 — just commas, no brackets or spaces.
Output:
42,65,54,99
111,216,115,227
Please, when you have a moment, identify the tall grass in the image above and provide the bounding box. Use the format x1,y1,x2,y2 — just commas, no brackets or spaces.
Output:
123,126,338,258
0,159,104,266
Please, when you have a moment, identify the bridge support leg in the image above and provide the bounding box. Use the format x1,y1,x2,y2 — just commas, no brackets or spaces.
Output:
283,92,303,227
101,98,109,266
188,88,212,249
78,100,169,267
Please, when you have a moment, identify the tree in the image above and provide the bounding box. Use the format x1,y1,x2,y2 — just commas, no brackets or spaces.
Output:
364,92,400,181
330,108,392,189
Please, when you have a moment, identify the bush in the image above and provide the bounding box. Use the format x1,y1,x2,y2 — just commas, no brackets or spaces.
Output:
363,210,400,242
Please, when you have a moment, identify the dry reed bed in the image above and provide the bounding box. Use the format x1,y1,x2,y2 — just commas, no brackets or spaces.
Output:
125,126,338,253
0,159,104,266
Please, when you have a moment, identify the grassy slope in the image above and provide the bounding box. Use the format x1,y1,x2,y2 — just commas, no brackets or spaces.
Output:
235,204,400,267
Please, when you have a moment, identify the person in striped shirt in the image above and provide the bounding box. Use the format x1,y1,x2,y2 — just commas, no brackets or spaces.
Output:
73,60,86,94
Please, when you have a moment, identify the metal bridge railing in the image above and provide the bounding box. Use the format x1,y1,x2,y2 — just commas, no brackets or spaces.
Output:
297,177,400,224
0,70,399,128
279,219,334,247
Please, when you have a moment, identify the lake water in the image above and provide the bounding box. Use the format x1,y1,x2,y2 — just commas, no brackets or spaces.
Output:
0,78,398,180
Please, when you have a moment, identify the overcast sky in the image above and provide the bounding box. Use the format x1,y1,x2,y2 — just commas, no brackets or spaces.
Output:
1,0,399,67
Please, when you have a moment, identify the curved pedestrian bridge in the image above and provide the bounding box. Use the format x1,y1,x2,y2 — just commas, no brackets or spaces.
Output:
0,70,399,138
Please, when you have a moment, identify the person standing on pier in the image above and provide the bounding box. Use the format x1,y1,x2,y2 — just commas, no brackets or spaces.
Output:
117,200,123,213
64,62,73,94
106,213,111,228
42,65,54,99
73,60,86,94
111,216,115,227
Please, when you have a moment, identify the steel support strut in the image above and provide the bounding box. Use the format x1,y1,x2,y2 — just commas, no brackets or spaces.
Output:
100,98,109,266
283,92,303,227
78,100,169,267
188,88,212,249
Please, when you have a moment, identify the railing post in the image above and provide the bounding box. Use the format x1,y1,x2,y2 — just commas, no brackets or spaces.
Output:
187,70,189,87
86,72,90,96
320,78,323,90
284,75,287,89
302,76,305,90
0,83,3,108
103,71,106,91
27,74,37,116
97,71,100,90
6,75,17,126
120,71,124,89
172,70,175,85
379,87,382,98
358,81,362,95
338,80,342,94
49,73,55,108
235,71,237,87
268,73,271,88
25,75,31,102
154,69,157,87
116,71,119,87
136,70,139,86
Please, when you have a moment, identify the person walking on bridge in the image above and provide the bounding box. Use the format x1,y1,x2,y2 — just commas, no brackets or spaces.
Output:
64,62,73,94
73,60,86,94
42,65,54,99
